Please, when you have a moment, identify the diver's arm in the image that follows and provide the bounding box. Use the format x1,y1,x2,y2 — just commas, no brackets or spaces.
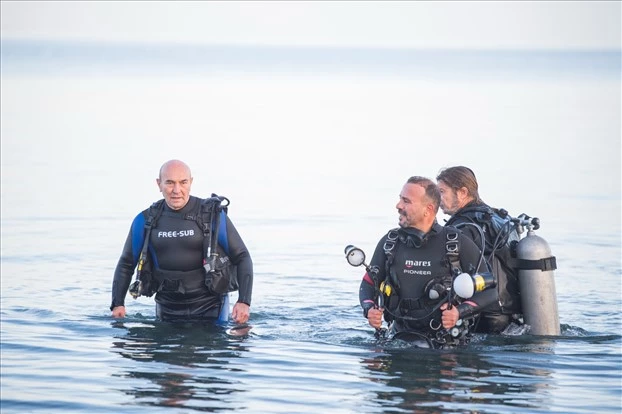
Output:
441,303,459,328
110,228,138,313
359,237,388,329
441,288,498,328
231,302,250,324
360,275,384,329
359,275,376,316
224,216,253,306
456,289,498,319
111,306,126,318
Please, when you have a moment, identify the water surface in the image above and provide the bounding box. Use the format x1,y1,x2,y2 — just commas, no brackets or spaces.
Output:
1,42,620,413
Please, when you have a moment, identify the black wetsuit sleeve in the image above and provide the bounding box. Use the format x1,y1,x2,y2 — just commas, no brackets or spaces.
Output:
110,224,140,310
358,281,376,311
456,233,499,318
458,233,486,275
224,215,253,306
458,289,498,319
358,236,387,309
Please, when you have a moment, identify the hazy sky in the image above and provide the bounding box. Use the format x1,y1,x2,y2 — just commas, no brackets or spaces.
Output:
1,1,620,49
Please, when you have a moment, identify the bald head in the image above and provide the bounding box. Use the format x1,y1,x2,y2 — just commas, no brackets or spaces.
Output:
159,159,192,181
157,160,194,210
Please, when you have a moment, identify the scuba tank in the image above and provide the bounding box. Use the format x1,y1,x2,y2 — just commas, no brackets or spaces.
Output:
217,293,230,324
513,215,561,335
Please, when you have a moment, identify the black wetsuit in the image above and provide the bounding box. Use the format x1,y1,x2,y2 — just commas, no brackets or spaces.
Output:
445,201,522,334
359,223,496,343
111,196,253,321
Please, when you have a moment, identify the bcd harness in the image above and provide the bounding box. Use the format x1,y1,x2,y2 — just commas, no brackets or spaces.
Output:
379,226,474,348
128,194,238,299
450,204,557,315
455,204,557,272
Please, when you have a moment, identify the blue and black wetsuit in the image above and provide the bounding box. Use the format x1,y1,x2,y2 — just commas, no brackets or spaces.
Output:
359,223,495,343
111,196,253,321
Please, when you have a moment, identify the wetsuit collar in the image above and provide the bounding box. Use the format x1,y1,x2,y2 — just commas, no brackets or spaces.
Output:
163,195,199,215
398,221,443,238
454,200,489,216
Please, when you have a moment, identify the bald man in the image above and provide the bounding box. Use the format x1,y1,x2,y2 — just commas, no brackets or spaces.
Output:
111,160,253,325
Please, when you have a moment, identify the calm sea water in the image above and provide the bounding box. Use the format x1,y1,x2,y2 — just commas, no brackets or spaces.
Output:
1,41,621,413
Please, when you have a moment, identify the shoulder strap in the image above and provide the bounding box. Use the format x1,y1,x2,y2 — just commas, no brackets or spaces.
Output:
383,228,399,256
217,210,229,253
458,205,493,224
132,200,164,289
382,228,400,290
444,226,462,276
442,226,462,310
146,199,165,227
199,194,231,260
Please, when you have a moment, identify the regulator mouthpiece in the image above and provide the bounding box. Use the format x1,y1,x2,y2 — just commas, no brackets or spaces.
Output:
345,245,366,267
454,272,496,299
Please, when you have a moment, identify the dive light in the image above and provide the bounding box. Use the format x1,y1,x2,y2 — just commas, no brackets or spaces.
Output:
345,244,387,339
344,245,368,268
453,272,496,299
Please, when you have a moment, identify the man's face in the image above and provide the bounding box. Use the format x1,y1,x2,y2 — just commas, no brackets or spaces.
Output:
157,163,193,210
395,183,429,229
437,180,460,215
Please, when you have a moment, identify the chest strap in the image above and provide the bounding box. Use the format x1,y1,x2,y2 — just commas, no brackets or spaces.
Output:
445,227,462,277
129,200,165,299
383,229,400,291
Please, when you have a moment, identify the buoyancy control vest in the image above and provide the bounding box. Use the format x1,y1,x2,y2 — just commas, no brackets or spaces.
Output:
128,195,238,298
379,224,475,347
447,204,522,314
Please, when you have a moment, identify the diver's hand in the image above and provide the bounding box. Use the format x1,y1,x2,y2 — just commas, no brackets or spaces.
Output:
440,303,459,328
367,307,384,329
232,302,250,324
112,306,126,319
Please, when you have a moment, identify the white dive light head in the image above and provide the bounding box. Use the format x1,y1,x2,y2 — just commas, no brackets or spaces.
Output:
344,245,366,267
454,272,496,299
454,273,475,298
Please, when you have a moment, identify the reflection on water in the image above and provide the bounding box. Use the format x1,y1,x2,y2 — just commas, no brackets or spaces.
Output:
111,320,251,410
0,41,620,413
361,341,556,413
